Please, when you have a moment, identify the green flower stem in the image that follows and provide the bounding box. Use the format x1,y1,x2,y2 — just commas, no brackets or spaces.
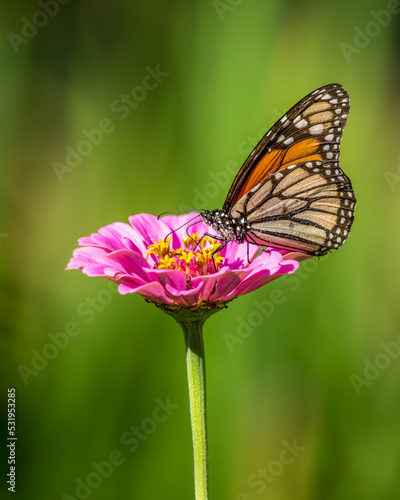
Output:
158,304,225,500
182,319,208,500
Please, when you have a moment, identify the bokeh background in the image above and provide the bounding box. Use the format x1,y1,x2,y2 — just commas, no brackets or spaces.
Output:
1,1,400,499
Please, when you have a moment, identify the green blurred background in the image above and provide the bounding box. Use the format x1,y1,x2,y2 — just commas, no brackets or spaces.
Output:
1,1,400,499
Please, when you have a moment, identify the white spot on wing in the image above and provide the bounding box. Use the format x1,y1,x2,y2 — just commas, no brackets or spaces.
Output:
309,123,324,135
295,119,308,129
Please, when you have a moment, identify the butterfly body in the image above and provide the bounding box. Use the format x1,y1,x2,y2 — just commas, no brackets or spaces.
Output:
201,84,356,257
201,209,249,243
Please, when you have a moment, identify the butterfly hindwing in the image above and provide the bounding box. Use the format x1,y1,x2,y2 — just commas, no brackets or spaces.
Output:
230,160,355,255
223,84,350,211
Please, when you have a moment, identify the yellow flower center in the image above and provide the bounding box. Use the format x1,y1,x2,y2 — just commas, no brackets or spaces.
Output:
146,233,224,277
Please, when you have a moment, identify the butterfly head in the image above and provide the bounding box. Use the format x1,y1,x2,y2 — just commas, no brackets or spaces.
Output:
201,209,249,244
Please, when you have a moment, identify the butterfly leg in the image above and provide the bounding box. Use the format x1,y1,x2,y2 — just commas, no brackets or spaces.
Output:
195,232,225,250
195,233,227,272
245,234,270,263
210,240,228,272
246,241,251,265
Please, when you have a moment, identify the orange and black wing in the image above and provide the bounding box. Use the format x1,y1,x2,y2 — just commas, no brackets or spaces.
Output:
223,83,350,212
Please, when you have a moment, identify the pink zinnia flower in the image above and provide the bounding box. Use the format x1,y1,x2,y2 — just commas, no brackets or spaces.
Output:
66,211,312,500
67,213,306,308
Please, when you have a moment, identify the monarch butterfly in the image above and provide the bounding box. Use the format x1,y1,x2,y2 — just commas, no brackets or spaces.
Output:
201,83,356,256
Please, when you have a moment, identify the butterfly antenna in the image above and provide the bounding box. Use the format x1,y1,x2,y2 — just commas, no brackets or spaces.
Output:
185,221,204,247
162,213,203,241
158,209,205,219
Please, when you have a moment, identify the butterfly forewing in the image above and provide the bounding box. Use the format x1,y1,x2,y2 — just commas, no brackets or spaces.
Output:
223,84,350,211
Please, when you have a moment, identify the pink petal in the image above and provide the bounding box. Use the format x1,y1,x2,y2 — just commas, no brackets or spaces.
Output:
106,249,153,282
145,268,187,292
221,241,259,269
128,214,174,247
282,251,312,262
165,281,205,307
209,268,253,301
221,260,299,300
118,280,174,304
160,213,205,244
